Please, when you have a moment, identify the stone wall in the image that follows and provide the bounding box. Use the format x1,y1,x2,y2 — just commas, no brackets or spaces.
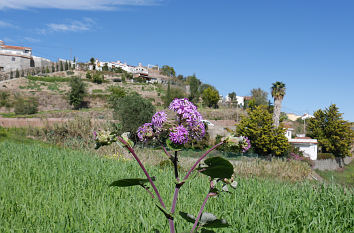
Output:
313,156,353,171
0,55,32,72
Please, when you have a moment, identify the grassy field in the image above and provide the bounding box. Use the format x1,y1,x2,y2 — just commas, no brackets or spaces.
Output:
316,161,354,187
0,139,353,232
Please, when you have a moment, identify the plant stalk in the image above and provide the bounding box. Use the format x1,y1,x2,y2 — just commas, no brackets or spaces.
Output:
190,193,211,233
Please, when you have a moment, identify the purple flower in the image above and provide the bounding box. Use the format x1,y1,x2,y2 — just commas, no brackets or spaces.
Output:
152,111,167,129
169,125,189,144
137,123,154,142
241,137,251,153
189,121,206,140
169,98,197,116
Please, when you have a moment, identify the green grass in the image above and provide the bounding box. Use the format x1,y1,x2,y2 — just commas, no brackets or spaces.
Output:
27,75,71,82
317,161,354,187
0,139,353,232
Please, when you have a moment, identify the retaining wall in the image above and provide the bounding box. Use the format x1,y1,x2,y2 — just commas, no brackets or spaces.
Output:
313,156,353,170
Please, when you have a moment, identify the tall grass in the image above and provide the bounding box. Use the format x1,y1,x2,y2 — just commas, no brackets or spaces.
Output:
0,139,352,232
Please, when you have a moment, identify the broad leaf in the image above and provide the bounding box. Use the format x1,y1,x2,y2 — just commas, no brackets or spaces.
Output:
179,212,230,229
109,177,155,187
200,212,230,228
197,157,234,179
179,212,196,224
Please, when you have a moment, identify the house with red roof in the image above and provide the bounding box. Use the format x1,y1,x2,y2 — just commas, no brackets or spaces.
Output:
285,128,318,160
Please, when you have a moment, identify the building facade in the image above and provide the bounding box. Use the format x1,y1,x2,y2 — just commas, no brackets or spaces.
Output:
0,40,34,72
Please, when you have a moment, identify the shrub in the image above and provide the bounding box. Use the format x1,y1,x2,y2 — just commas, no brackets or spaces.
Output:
13,95,39,115
0,91,12,108
236,106,289,156
107,86,126,109
0,126,7,139
68,77,87,109
317,153,336,160
66,71,74,75
113,93,155,141
86,72,92,79
93,73,104,84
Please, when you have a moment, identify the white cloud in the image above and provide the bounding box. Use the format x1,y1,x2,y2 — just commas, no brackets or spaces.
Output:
23,37,40,43
0,20,15,28
46,18,95,33
0,0,162,11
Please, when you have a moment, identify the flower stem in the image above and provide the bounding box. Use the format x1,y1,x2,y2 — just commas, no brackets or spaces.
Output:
183,142,224,181
117,137,166,209
190,193,211,233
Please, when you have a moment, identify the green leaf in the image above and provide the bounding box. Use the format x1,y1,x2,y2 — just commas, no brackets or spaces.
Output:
179,212,230,229
179,212,196,224
200,212,230,228
197,157,234,179
109,177,156,187
166,138,183,151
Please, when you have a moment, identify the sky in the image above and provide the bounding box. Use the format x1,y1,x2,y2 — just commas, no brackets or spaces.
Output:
1,0,353,121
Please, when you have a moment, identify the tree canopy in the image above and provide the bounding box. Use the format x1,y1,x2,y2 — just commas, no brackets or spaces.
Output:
307,104,353,157
236,106,289,156
202,87,220,108
160,65,176,77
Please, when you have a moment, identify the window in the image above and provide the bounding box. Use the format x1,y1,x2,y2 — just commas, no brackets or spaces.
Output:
24,50,30,53
12,57,15,61
0,67,4,71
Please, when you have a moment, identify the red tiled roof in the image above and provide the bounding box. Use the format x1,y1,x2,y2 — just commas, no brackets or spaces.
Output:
1,45,32,50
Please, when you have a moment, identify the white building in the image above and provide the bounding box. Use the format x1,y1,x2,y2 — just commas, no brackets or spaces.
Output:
285,128,318,160
224,95,244,106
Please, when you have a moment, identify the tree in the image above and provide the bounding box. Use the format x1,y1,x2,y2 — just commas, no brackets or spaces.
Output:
250,88,268,107
68,77,87,109
271,81,286,127
187,74,201,104
46,66,50,73
102,63,109,71
163,84,186,108
60,61,64,71
160,65,176,77
15,69,20,78
90,57,96,70
228,92,237,108
52,64,55,72
236,106,289,156
65,61,69,71
113,94,156,141
202,87,220,108
108,86,126,109
307,104,353,157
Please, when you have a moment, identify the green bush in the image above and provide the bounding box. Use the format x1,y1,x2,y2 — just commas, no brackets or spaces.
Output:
317,153,336,160
113,93,155,141
13,95,39,115
68,77,87,109
0,91,12,108
92,73,104,84
66,71,74,75
107,86,126,109
86,72,92,79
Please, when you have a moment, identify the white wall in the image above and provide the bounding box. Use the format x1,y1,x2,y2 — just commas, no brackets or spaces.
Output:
292,143,318,160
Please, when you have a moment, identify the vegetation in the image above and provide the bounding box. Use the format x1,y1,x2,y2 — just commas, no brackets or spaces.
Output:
271,81,286,127
0,139,352,232
316,161,354,187
307,104,353,157
13,95,39,115
68,77,87,110
236,106,289,156
27,75,71,82
107,86,127,109
201,86,220,108
0,91,11,108
92,72,104,84
187,74,201,104
163,82,186,107
160,65,176,77
113,94,155,141
250,88,268,107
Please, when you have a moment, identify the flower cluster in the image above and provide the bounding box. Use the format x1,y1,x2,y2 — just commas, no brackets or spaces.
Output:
222,135,251,153
241,137,251,153
168,98,205,143
136,98,205,145
151,111,168,130
169,125,189,144
94,130,116,148
137,123,154,142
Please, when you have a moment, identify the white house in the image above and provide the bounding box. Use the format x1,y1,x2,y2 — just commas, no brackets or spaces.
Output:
285,128,318,160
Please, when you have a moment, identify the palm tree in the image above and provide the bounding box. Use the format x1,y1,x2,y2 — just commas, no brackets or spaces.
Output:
271,81,286,127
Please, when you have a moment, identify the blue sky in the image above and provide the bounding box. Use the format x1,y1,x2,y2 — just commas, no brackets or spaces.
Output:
1,0,353,121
